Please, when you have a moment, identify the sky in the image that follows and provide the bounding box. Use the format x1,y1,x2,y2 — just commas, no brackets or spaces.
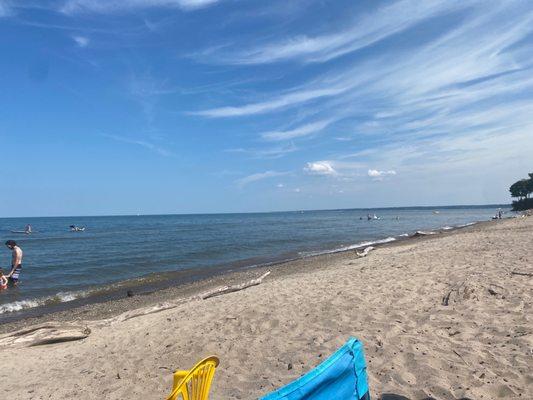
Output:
0,0,532,217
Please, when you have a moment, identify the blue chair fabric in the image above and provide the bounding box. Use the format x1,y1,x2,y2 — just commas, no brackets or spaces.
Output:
261,337,370,400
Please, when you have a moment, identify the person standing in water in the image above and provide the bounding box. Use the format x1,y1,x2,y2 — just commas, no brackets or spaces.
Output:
5,240,23,286
25,224,32,234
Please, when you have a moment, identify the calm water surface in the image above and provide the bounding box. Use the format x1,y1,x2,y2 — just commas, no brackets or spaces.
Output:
0,205,508,317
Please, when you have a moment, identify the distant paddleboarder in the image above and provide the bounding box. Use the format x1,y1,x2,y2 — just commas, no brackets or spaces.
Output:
5,240,23,286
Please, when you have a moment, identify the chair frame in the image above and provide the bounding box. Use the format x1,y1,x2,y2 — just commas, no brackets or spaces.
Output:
166,356,220,400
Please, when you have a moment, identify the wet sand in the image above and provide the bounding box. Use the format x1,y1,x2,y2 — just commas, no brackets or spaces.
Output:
1,216,531,399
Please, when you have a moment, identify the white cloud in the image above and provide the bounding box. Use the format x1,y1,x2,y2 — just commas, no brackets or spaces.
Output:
72,35,90,47
261,119,334,141
276,183,284,188
236,171,287,187
193,87,344,118
61,0,220,14
368,169,396,178
304,161,337,177
205,0,474,65
225,143,298,159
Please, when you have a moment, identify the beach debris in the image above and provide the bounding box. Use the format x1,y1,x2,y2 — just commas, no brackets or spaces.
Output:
414,230,437,236
355,246,374,258
442,280,478,306
200,271,271,300
110,298,190,323
442,290,453,306
442,278,509,306
511,270,533,277
0,324,91,348
453,349,469,366
126,290,134,297
102,271,272,325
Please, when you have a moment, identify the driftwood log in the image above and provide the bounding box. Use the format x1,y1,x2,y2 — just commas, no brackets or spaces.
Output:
107,271,272,323
0,324,91,348
355,246,374,258
200,271,271,299
414,230,436,236
110,298,190,324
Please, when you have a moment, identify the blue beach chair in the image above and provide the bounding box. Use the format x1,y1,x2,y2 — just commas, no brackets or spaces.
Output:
261,337,370,400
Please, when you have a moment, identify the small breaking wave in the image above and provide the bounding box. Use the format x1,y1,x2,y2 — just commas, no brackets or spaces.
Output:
0,290,90,314
458,222,477,227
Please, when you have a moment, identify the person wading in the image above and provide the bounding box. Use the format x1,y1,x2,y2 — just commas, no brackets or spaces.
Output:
5,240,23,286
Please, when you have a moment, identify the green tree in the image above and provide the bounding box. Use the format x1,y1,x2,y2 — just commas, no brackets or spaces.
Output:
509,172,533,199
510,173,533,211
510,179,530,199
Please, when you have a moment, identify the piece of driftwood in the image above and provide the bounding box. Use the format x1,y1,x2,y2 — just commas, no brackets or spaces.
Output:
355,246,374,258
511,271,533,277
200,271,271,300
414,230,436,236
111,298,190,323
106,271,272,324
0,324,90,348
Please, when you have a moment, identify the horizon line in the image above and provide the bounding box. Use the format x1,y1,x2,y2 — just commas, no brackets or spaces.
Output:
0,202,511,219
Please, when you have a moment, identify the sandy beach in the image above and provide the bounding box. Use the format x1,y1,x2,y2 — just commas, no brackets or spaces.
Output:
1,216,531,399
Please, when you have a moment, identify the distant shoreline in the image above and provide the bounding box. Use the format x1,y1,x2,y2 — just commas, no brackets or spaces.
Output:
0,203,510,220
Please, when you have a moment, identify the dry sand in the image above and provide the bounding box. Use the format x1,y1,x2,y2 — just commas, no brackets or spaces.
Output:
1,216,532,400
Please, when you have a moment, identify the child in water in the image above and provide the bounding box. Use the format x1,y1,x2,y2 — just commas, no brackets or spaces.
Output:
0,269,8,290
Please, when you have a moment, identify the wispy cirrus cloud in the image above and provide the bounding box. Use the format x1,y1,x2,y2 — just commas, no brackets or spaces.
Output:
0,0,12,17
103,134,173,157
236,170,288,188
61,0,221,14
261,119,335,141
226,143,297,159
72,35,90,47
198,0,533,174
197,0,474,65
193,86,344,118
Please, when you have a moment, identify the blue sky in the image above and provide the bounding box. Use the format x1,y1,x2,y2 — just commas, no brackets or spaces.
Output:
0,0,532,217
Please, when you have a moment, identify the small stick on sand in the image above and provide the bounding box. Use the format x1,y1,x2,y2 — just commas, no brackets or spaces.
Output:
511,271,533,277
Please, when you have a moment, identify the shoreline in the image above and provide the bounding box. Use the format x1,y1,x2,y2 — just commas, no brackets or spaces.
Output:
1,216,531,399
0,218,493,334
0,207,505,322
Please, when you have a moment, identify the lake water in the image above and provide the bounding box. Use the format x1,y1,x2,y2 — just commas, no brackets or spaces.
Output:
0,205,508,320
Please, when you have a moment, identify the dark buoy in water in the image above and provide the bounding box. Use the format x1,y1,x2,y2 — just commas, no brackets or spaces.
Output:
126,290,134,297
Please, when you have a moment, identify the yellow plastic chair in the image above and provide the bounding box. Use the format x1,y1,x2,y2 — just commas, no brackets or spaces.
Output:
166,356,220,400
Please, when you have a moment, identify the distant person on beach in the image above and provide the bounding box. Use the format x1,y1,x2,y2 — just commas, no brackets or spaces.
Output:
5,240,23,286
0,269,8,290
